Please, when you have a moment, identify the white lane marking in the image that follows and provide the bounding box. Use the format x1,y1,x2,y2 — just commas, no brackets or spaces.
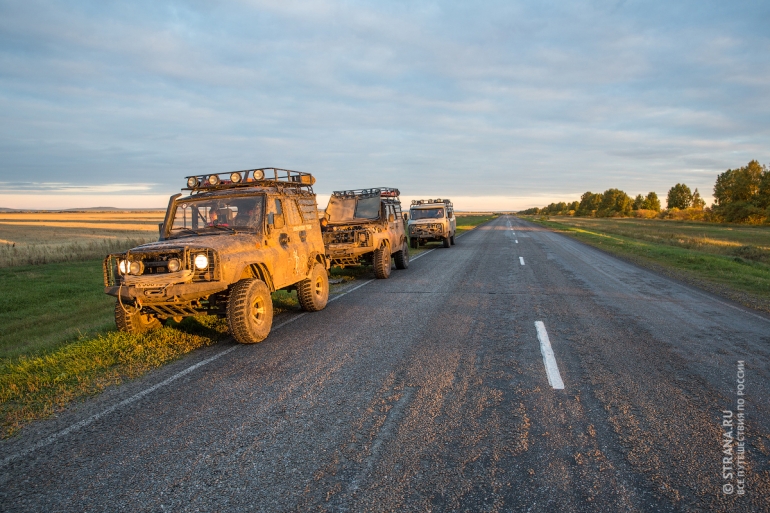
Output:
1,274,382,468
515,240,518,243
519,257,525,265
535,321,565,389
410,248,436,261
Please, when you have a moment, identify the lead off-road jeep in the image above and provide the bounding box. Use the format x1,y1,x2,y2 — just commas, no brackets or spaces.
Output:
104,167,329,344
321,188,409,279
408,198,457,249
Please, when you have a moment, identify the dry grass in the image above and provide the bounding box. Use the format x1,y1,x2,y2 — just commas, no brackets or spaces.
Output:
0,211,163,267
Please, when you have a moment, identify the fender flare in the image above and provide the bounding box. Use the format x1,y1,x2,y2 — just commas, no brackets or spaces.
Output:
235,262,276,292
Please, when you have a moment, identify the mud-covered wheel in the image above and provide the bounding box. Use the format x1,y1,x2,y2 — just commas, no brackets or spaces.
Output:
227,278,274,344
114,301,161,333
394,241,409,270
443,235,451,248
373,244,392,279
450,233,456,245
297,263,329,312
410,237,418,249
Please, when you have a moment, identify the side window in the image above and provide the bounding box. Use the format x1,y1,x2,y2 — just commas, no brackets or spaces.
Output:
268,198,286,229
297,197,318,222
285,199,303,226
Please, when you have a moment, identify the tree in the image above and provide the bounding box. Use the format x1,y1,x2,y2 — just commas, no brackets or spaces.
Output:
667,183,692,209
576,191,602,216
714,160,765,205
691,188,706,209
632,194,645,210
712,160,769,222
597,188,632,217
568,201,579,212
645,192,661,211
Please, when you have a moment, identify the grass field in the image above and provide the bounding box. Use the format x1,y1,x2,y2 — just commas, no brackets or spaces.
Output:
0,211,163,267
0,211,496,437
526,215,770,311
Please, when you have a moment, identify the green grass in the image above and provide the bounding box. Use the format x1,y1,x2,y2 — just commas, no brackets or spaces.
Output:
0,260,116,358
527,216,770,310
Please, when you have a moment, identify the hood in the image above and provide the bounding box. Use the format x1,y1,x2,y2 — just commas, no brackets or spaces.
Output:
129,233,259,253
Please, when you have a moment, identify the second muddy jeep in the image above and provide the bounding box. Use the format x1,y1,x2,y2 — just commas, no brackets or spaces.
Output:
104,167,329,344
322,188,409,278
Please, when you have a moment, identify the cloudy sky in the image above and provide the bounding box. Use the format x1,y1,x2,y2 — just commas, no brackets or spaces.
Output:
0,0,768,210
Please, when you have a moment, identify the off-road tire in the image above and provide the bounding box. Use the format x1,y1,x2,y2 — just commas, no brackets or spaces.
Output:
227,278,273,344
450,233,456,245
394,241,409,270
410,237,418,249
442,235,451,248
115,301,161,333
297,263,329,312
373,245,392,279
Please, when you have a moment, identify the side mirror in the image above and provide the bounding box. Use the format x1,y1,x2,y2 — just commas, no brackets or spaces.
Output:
403,213,408,221
388,213,395,223
158,222,164,239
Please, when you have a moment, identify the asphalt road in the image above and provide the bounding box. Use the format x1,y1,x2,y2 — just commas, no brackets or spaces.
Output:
2,215,768,512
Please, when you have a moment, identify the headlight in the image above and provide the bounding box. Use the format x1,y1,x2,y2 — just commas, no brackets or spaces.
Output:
167,258,181,272
118,259,128,274
208,174,220,186
187,176,198,188
194,254,209,270
129,261,143,275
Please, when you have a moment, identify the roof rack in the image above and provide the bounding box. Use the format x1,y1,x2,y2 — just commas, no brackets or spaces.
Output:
411,198,452,206
183,167,315,193
331,187,400,199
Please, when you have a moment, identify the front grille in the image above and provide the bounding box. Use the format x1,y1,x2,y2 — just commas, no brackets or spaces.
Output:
324,230,370,246
106,247,219,286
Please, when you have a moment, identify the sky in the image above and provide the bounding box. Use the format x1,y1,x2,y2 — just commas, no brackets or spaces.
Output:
0,0,768,210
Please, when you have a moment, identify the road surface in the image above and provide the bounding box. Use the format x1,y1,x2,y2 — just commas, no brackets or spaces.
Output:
2,215,768,512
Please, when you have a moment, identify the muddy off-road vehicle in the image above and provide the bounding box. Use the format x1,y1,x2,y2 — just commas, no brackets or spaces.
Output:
408,198,457,249
322,188,409,279
104,168,329,344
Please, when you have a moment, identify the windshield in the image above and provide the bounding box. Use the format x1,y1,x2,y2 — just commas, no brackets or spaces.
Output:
168,195,265,238
410,208,445,220
326,196,381,222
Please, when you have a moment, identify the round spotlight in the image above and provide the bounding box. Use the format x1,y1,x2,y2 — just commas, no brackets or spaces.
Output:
187,177,198,188
129,261,143,275
194,254,209,270
118,259,128,274
208,175,220,186
230,172,242,183
167,258,181,272
253,169,265,180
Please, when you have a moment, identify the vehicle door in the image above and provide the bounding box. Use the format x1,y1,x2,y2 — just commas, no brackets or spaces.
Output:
266,196,294,288
284,197,312,280
385,203,400,248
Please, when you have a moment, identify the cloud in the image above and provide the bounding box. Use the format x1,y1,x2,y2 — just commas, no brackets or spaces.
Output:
0,0,768,210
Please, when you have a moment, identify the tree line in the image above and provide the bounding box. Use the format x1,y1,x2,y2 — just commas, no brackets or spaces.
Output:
520,160,770,224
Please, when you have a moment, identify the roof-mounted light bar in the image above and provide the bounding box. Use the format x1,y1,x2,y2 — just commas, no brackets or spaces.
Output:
411,198,453,206
332,187,400,199
183,167,314,191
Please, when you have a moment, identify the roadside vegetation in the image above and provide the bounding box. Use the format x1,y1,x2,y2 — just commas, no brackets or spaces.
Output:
521,160,770,225
525,216,770,312
0,210,495,437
